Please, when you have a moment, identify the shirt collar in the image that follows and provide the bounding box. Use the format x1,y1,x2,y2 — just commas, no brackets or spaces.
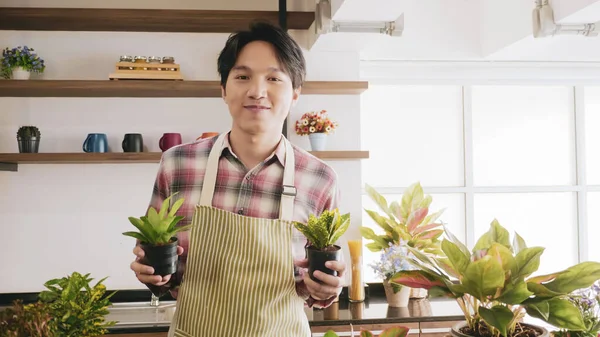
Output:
222,132,286,167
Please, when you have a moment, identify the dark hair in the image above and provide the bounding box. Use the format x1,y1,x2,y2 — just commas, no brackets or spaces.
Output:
217,21,306,89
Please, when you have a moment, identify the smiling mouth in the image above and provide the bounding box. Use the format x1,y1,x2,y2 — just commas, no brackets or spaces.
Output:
244,105,271,112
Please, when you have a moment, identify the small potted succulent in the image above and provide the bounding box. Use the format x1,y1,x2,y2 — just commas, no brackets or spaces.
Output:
17,125,41,153
1,46,46,80
293,208,350,282
123,192,190,276
391,219,600,337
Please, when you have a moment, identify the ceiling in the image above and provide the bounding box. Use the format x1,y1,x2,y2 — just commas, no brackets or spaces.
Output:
301,0,600,62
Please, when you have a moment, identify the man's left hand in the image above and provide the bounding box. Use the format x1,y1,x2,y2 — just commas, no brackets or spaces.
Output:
295,259,346,300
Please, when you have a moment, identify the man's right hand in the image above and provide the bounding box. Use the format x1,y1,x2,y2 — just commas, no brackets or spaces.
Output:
130,245,184,286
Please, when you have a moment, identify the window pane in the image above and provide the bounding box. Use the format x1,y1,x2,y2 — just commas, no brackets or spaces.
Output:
360,85,464,187
474,193,577,276
472,86,575,186
584,87,600,185
586,192,600,262
361,193,465,283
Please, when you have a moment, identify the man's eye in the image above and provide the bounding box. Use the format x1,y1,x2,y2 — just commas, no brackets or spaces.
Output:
269,77,281,81
236,75,249,80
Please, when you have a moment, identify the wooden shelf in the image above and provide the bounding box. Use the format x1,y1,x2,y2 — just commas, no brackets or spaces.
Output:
0,7,315,33
0,151,369,171
0,80,368,97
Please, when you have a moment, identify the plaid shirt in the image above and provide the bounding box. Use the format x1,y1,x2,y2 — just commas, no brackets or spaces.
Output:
146,133,340,309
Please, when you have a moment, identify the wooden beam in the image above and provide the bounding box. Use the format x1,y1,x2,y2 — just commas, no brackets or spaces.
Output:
0,151,369,165
0,8,315,33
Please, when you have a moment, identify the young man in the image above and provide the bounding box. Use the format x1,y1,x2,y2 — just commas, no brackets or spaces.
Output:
130,22,345,336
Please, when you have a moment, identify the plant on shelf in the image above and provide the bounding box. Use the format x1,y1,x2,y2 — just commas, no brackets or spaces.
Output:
324,325,409,337
295,109,338,151
293,208,350,282
0,299,56,337
1,46,46,80
553,281,600,337
17,125,42,153
38,272,116,336
391,219,600,337
361,182,446,302
123,192,190,277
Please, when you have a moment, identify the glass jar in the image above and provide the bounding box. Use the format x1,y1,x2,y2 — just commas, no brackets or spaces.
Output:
347,240,365,302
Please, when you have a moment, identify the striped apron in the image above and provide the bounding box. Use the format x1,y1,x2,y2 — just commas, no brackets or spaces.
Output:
168,132,311,337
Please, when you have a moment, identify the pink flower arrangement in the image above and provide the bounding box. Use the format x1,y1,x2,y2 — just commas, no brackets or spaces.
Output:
295,110,338,136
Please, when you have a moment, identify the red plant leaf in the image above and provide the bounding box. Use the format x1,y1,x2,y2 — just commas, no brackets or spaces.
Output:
407,208,428,233
390,270,446,290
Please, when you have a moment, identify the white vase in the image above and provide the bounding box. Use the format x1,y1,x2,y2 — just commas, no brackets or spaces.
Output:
308,133,327,151
12,67,30,80
383,279,411,307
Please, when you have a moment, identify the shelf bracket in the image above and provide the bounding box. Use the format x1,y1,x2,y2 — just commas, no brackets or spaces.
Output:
0,162,18,172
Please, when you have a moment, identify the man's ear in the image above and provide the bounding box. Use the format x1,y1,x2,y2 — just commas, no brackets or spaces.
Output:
291,86,301,108
221,85,226,101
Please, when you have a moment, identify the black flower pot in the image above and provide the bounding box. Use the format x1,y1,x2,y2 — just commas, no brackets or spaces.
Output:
306,245,341,282
17,137,40,153
140,237,178,276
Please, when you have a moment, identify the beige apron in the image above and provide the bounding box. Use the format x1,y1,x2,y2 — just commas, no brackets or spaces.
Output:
168,132,311,337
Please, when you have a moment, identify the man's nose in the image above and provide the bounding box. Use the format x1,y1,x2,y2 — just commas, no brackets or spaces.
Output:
247,78,267,99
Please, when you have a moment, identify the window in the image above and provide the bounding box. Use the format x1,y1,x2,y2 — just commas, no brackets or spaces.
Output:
361,83,584,283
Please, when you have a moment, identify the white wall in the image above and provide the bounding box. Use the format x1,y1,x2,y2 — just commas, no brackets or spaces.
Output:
0,1,364,293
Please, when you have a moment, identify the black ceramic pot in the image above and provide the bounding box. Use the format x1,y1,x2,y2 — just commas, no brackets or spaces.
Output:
306,245,342,282
140,237,179,276
17,137,40,153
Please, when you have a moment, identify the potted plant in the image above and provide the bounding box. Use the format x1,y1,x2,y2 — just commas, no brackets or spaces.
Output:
1,46,46,80
0,299,55,337
293,208,351,282
17,125,41,153
38,272,117,336
552,281,600,337
391,219,600,337
295,109,338,151
361,182,446,303
324,325,410,337
123,192,190,277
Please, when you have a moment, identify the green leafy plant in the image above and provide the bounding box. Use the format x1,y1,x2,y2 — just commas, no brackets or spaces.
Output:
293,208,350,250
17,125,41,139
39,272,117,336
361,182,446,255
323,326,409,337
123,192,190,245
0,299,56,337
554,281,600,337
391,219,600,337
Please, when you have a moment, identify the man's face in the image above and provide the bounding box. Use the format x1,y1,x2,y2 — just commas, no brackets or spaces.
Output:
222,40,300,136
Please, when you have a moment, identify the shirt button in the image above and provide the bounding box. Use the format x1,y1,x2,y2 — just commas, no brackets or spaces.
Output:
238,208,244,215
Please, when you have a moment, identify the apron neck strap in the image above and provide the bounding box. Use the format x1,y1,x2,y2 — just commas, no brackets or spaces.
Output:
199,132,296,222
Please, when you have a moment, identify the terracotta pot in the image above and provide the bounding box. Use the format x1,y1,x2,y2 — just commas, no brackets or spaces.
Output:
383,279,411,307
197,132,220,140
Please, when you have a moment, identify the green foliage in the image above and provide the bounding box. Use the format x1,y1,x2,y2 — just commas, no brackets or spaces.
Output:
324,326,409,337
123,192,191,245
361,182,446,255
0,299,56,337
391,219,600,337
38,272,117,336
17,125,41,139
293,208,351,250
